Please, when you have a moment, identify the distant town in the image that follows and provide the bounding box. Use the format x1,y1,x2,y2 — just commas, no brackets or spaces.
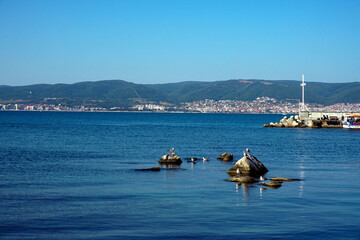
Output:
1,97,359,114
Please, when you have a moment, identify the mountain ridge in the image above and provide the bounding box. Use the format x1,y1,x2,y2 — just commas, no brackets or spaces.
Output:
0,79,359,107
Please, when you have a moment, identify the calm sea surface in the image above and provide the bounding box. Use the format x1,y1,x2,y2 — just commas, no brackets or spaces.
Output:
0,111,359,239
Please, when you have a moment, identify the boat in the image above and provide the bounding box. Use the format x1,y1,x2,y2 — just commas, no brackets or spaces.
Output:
342,114,360,129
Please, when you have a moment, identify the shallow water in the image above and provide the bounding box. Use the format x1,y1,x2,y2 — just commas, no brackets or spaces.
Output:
0,112,359,239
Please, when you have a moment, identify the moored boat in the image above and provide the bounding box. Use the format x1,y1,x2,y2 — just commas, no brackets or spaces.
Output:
342,114,360,129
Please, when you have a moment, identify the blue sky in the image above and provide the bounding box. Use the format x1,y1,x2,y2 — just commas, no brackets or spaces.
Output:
0,0,359,86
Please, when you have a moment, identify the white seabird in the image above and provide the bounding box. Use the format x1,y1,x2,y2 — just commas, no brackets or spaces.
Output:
260,176,267,181
202,157,209,161
190,158,196,164
168,148,175,152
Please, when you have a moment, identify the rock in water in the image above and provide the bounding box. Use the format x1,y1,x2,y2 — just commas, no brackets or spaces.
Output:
292,121,299,127
217,152,233,161
261,181,282,188
135,167,161,171
270,177,301,182
227,151,268,177
159,152,182,164
227,175,259,183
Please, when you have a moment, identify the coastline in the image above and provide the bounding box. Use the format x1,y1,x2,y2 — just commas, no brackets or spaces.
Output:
0,109,287,114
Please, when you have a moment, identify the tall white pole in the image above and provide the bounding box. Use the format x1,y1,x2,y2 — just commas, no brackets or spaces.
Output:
300,74,306,111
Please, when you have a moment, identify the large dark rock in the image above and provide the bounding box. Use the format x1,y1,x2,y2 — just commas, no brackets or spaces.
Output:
158,152,182,165
217,152,233,161
227,150,268,177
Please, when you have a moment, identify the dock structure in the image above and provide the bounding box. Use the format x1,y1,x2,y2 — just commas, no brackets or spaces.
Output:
299,110,360,128
264,74,360,129
264,110,360,129
299,111,360,122
298,75,360,127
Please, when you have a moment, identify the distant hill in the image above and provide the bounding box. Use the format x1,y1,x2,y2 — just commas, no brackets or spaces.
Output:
0,80,170,107
0,79,359,107
146,79,360,104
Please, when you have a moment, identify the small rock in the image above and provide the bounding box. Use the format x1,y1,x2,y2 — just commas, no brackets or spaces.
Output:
159,152,182,164
306,121,314,128
217,152,233,161
270,177,301,182
262,181,282,188
135,167,161,171
227,175,259,183
292,121,299,127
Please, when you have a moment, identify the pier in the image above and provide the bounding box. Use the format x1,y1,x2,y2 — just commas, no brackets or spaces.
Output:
299,110,360,128
264,74,360,129
264,111,360,128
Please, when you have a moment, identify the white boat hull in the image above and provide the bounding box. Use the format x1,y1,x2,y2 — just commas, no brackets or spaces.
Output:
343,123,360,129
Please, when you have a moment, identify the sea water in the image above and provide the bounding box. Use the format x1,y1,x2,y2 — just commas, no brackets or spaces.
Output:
0,111,359,239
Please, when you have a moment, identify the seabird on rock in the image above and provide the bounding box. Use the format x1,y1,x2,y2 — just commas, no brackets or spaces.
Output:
191,158,196,162
246,148,250,153
202,157,209,161
168,148,175,152
236,168,240,174
260,176,267,181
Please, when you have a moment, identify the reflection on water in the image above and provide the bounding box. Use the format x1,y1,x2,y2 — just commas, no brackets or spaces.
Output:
234,183,269,207
299,170,305,198
159,163,182,169
260,187,266,199
235,183,264,200
298,152,306,198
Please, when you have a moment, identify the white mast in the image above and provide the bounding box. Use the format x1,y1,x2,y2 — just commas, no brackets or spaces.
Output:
300,74,308,111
